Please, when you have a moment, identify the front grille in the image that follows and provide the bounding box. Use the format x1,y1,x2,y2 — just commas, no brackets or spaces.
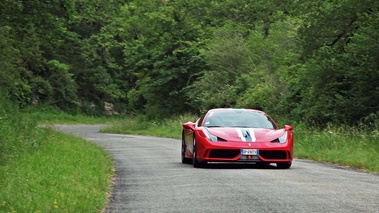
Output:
209,150,240,158
259,150,287,159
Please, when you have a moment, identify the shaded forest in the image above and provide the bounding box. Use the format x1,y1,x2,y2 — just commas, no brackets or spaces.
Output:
1,0,378,126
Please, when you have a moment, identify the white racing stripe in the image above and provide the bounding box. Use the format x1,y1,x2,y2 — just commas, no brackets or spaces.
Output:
236,128,256,142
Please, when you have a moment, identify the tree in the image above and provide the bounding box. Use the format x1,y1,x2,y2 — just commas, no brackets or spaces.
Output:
185,22,252,110
0,26,25,102
109,0,206,117
185,1,299,116
295,0,379,125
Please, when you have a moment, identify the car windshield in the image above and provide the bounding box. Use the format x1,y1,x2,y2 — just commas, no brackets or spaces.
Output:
203,109,276,129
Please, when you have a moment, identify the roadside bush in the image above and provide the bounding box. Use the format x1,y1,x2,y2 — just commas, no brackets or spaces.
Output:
0,93,46,165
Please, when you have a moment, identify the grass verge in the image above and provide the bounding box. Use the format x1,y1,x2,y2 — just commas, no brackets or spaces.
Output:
23,107,121,124
103,115,379,173
295,124,379,172
0,128,113,213
100,114,196,138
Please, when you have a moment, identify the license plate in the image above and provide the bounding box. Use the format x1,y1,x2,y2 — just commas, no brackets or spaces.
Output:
241,149,258,155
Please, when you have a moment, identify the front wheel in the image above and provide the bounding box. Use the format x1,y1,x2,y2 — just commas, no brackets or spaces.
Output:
192,138,205,168
277,162,292,169
181,132,191,164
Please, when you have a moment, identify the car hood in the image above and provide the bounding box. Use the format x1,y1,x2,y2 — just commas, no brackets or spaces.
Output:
206,127,285,142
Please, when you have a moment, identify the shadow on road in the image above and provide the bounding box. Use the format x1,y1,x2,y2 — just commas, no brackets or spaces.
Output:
177,162,285,170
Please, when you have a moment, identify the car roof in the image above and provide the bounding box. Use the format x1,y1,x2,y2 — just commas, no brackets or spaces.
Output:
207,108,266,114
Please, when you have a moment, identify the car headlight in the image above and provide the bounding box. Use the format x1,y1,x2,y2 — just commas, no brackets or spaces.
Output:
271,131,287,144
202,128,218,142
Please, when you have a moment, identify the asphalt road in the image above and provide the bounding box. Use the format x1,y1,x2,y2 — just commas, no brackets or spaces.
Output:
54,124,379,213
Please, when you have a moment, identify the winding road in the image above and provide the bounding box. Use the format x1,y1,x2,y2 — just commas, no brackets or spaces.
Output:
54,124,379,213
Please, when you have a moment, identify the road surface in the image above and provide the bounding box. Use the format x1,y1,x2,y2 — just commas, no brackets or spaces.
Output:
54,124,379,213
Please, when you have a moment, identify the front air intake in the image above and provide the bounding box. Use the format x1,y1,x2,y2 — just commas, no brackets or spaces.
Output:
209,150,240,158
259,150,288,159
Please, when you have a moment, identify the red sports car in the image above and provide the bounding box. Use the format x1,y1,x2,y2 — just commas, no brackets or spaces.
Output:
181,108,293,168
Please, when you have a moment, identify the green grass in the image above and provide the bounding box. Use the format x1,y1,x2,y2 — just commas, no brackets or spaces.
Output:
103,115,379,173
294,125,379,172
23,107,122,124
0,128,113,213
100,114,197,138
0,101,114,213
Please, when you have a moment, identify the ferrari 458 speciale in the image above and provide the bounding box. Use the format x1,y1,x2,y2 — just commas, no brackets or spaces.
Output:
181,108,293,168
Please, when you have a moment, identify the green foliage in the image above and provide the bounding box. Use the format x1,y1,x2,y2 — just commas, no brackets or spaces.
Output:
0,0,378,126
0,94,113,212
0,93,43,165
235,17,302,115
0,26,21,90
185,22,252,110
113,0,206,117
0,130,113,212
295,124,379,172
23,105,119,124
295,0,379,125
101,113,197,138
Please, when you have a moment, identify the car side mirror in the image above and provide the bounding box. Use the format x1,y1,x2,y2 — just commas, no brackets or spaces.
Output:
183,122,195,130
284,125,293,131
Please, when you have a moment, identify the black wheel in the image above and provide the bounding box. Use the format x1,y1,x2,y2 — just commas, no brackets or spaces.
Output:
277,162,292,169
192,138,205,168
181,132,191,164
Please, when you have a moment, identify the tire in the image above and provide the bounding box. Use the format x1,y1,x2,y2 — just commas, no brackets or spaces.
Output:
256,162,270,167
277,162,292,169
192,137,205,168
181,132,191,164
